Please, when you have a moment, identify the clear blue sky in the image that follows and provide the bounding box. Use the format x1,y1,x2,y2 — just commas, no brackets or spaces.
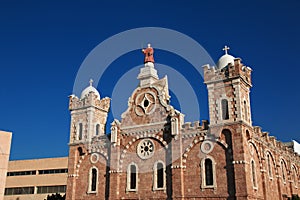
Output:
0,0,299,160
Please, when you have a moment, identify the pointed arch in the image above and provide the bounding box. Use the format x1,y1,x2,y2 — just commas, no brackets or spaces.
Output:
251,159,258,189
248,140,261,162
280,159,287,184
266,152,273,179
291,164,298,188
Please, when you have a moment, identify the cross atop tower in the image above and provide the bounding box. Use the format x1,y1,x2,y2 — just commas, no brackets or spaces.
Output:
89,79,93,86
222,45,230,55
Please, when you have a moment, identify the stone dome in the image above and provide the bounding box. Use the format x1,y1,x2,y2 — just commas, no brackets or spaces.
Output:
80,79,100,100
217,54,235,69
217,45,235,69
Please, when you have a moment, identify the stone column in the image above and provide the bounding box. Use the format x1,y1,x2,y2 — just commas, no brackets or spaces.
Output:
171,135,185,200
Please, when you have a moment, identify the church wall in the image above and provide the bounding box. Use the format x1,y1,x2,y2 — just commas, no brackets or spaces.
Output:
66,145,107,200
115,136,168,199
183,142,229,199
64,49,300,200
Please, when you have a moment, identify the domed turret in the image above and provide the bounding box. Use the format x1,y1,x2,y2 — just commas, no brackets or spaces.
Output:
217,45,235,69
80,79,100,100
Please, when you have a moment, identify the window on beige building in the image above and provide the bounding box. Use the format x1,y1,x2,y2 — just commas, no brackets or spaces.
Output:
5,187,34,195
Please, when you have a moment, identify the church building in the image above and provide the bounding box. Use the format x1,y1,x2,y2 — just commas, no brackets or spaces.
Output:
66,45,300,200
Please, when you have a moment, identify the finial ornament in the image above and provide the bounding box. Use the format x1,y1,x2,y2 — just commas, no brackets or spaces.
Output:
89,79,93,86
222,45,230,55
142,43,154,63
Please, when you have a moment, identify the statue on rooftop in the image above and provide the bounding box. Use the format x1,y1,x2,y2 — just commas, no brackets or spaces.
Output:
142,43,154,63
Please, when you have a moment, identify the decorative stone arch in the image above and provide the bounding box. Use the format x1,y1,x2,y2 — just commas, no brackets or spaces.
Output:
248,140,262,163
75,151,108,177
148,84,170,109
265,150,276,179
121,85,171,119
182,137,204,163
279,157,288,184
181,137,228,164
90,148,109,160
119,134,168,171
291,164,298,188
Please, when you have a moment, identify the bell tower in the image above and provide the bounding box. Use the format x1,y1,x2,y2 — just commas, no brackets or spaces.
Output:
66,80,110,200
68,79,110,144
203,46,253,127
203,46,254,199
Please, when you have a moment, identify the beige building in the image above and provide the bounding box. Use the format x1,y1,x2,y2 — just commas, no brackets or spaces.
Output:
4,157,68,200
0,131,12,200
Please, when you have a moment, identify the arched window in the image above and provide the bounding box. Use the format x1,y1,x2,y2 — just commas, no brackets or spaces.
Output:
91,168,97,191
244,100,248,121
267,153,272,178
153,161,165,190
292,165,298,187
78,123,83,140
201,157,216,188
95,124,100,136
88,167,98,193
251,160,257,188
221,99,229,120
157,163,164,188
281,161,286,183
78,147,84,156
127,163,138,191
205,159,213,186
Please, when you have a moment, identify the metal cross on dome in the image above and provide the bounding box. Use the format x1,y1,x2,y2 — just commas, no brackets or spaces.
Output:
222,45,230,55
89,79,93,86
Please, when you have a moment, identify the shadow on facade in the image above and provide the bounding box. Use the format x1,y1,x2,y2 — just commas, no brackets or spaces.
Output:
222,129,236,200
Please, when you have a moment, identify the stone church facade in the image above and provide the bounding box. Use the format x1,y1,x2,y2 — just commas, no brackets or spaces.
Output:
66,45,300,200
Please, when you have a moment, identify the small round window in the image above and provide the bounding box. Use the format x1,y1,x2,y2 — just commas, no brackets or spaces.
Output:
137,139,155,159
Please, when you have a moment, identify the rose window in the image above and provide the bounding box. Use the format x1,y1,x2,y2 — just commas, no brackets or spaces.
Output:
137,139,155,159
135,92,156,116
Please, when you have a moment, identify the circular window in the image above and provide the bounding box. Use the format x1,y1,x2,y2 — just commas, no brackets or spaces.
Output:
90,153,99,164
201,140,214,154
137,139,155,159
